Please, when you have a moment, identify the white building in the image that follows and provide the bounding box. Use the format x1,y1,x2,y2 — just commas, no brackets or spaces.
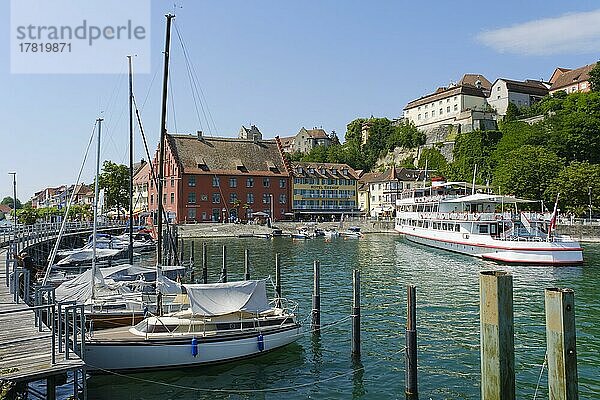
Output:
487,78,549,116
403,74,492,131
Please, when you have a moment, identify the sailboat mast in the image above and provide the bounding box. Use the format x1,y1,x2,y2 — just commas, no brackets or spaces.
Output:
128,55,134,266
92,117,103,300
157,14,175,267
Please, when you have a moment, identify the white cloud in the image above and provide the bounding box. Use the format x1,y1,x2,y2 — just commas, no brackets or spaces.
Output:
477,9,600,56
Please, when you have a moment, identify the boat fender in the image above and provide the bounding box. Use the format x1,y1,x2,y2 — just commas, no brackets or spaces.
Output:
191,337,198,357
257,334,264,352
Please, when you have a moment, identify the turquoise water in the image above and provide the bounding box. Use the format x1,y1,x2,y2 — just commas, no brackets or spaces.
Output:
87,235,600,399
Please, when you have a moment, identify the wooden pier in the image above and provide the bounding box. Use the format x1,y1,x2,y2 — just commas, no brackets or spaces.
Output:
0,247,85,397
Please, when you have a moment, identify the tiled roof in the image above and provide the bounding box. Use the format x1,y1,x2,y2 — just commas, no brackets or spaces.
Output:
494,78,549,97
365,167,428,183
291,161,359,180
405,84,487,110
550,63,596,91
306,129,328,139
458,74,492,91
167,134,288,176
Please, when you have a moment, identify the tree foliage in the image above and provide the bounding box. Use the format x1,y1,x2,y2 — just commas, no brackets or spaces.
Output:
589,61,600,92
1,196,22,209
446,130,502,183
418,147,448,173
97,161,129,213
545,161,600,216
493,145,564,201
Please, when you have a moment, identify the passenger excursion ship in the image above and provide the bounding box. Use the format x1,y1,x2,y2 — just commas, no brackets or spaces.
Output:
394,181,583,265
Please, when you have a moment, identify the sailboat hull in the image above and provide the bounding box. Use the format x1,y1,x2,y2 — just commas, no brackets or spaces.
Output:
84,324,301,372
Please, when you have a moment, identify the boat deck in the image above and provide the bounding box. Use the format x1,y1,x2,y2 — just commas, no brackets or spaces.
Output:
0,248,85,382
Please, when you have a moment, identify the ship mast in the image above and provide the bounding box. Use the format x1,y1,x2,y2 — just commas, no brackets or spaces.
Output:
157,14,175,270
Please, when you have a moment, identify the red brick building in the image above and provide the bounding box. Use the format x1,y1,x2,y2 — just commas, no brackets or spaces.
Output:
147,132,292,223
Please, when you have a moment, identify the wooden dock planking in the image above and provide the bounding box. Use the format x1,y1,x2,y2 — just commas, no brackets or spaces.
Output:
0,248,86,383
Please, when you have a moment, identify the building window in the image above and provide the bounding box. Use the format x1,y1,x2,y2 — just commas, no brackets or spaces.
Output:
418,114,421,120
170,177,174,187
201,194,208,201
497,95,500,99
279,194,286,204
454,104,458,111
188,176,196,187
425,112,428,118
497,86,500,92
229,177,237,188
246,177,254,187
170,193,175,204
187,208,196,220
230,193,238,203
454,96,457,101
279,179,286,188
439,108,443,115
424,104,428,109
201,212,207,220
188,192,196,204
212,193,220,203
212,176,220,187
247,193,254,204
263,178,270,187
150,194,153,205
163,194,167,204
263,193,270,204
418,106,421,111
431,110,435,117
447,106,450,113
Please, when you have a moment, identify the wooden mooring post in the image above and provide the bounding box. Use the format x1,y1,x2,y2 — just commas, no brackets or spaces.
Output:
479,271,515,400
202,242,208,284
405,284,418,399
220,245,227,283
311,260,320,332
244,249,250,280
351,269,361,358
275,253,281,308
545,288,578,400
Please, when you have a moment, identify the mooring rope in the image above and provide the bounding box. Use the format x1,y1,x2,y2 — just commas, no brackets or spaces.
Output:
87,347,407,394
533,351,548,400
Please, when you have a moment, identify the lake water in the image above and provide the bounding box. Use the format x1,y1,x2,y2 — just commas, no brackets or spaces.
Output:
86,234,600,399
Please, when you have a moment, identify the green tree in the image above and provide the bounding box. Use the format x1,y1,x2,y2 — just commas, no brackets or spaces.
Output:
504,102,522,122
446,130,502,183
16,205,38,225
97,161,129,216
1,196,22,210
493,145,564,201
545,161,600,217
588,61,600,92
418,147,448,172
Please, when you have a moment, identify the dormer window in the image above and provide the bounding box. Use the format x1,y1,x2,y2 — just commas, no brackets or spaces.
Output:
266,161,279,173
195,156,209,171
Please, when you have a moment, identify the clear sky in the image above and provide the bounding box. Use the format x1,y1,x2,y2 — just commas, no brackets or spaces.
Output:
1,0,599,202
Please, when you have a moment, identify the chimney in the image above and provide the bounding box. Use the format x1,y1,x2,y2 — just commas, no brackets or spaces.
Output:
197,130,203,140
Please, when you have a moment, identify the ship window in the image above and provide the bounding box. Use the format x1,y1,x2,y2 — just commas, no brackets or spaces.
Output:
479,224,489,234
490,224,497,235
442,223,447,230
454,224,460,232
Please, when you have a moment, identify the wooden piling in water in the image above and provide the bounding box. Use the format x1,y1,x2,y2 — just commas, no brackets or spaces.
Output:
311,260,320,332
275,253,281,308
202,242,208,284
545,288,578,400
405,284,418,399
351,269,361,358
479,271,515,400
220,245,227,283
244,249,250,280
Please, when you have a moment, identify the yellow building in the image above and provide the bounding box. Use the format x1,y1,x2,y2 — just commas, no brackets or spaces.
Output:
291,162,358,219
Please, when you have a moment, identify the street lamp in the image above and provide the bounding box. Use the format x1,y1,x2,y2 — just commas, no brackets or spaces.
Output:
8,172,17,263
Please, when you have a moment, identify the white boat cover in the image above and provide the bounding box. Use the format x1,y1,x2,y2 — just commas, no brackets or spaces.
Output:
156,274,181,295
183,280,270,316
56,248,124,265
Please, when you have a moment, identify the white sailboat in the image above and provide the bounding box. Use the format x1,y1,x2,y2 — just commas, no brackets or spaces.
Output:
84,279,301,371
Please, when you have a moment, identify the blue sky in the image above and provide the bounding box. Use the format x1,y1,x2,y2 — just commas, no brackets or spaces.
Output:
1,0,599,201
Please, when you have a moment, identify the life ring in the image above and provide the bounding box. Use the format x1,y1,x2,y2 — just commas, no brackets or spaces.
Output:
473,213,480,221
